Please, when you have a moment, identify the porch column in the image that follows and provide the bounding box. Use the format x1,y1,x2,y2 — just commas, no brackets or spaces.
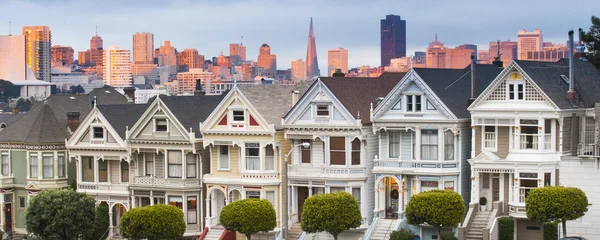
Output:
508,173,514,205
471,168,479,203
131,191,136,208
513,171,520,203
538,117,544,151
182,150,186,180
76,157,82,183
415,127,421,160
108,206,114,237
150,190,154,206
94,159,99,183
107,161,111,184
205,197,211,227
0,196,5,231
471,126,476,159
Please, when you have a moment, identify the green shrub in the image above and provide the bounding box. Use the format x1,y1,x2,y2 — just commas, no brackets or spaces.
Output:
90,202,109,240
440,232,458,240
301,192,361,240
526,186,588,238
120,204,186,240
498,217,514,240
543,222,558,240
220,198,276,240
389,228,415,240
405,190,465,238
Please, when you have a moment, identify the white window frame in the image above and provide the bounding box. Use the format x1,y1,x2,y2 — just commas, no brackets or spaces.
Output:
1,152,9,177
316,104,330,117
144,153,154,176
154,118,169,132
120,160,129,183
57,153,65,178
388,131,400,158
42,154,54,179
29,153,38,179
92,126,104,140
264,145,275,171
404,94,423,113
421,129,439,160
507,82,525,100
231,109,245,123
187,195,199,224
444,131,455,161
482,126,498,152
218,145,230,170
244,143,261,171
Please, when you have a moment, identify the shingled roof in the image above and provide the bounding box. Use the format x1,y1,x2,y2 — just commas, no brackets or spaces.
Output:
159,94,227,137
0,102,69,144
514,59,600,109
238,82,312,130
415,64,503,118
320,72,407,124
97,104,149,139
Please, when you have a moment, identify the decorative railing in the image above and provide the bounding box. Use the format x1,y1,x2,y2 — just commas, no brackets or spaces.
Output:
78,182,128,192
374,159,458,170
361,217,379,240
241,172,279,179
206,216,219,228
288,165,366,178
132,176,200,187
578,143,600,157
489,216,502,240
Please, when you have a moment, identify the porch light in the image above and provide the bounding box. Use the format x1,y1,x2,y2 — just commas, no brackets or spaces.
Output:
515,178,519,182
471,177,475,180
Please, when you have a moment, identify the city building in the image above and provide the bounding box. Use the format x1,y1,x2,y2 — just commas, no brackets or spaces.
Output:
51,66,90,92
217,53,232,67
178,48,204,72
176,68,215,95
380,14,407,67
306,17,320,79
51,45,74,66
327,48,348,76
230,43,246,66
78,50,91,66
22,26,52,82
291,59,307,81
103,45,132,88
157,40,177,68
478,50,490,64
457,44,478,59
488,40,518,67
131,63,158,85
426,36,474,69
132,32,154,64
0,35,27,80
8,80,55,100
257,43,277,78
384,57,411,72
90,34,104,66
517,29,543,60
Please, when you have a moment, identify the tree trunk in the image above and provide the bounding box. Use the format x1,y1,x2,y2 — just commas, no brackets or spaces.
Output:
247,234,252,240
562,220,567,238
333,234,338,240
437,227,442,240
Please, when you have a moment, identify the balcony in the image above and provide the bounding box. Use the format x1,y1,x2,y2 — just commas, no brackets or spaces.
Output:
131,176,201,189
508,201,527,219
373,159,459,174
241,172,279,179
27,178,69,189
288,165,366,180
578,143,600,157
78,182,129,195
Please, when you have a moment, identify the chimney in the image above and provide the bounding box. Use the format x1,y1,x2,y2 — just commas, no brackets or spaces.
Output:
291,90,299,107
492,40,504,68
470,55,476,100
567,30,576,102
194,79,205,96
67,112,81,132
123,87,136,103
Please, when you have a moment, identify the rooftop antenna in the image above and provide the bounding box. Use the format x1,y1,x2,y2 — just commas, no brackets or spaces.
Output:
240,36,243,45
95,23,98,36
8,20,11,36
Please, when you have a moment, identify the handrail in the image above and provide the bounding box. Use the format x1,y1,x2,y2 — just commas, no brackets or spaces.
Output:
488,216,505,240
361,217,379,240
273,230,282,240
458,202,478,240
98,229,109,240
197,227,209,240
297,231,307,240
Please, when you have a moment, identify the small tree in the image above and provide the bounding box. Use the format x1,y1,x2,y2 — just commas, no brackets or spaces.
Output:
90,202,109,240
582,15,600,70
405,190,465,238
220,198,276,240
120,204,186,240
26,189,96,240
526,186,588,238
301,192,361,240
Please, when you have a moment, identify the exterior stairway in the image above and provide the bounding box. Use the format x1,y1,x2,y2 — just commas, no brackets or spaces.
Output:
465,211,491,240
371,219,398,240
203,227,224,240
288,223,303,239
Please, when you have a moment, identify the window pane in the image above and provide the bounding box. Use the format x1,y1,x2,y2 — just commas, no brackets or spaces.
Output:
30,155,38,178
266,191,275,210
246,191,260,199
168,151,182,178
93,127,103,139
145,153,154,176
219,146,229,169
544,119,552,134
187,197,197,224
351,139,360,165
186,154,196,178
245,143,260,170
156,119,167,131
352,188,361,203
233,111,244,121
444,131,455,160
99,161,108,182
2,153,9,176
407,96,413,111
509,84,515,99
389,131,400,158
82,157,93,182
265,147,274,171
317,105,329,116
517,84,524,100
301,139,311,164
121,161,129,182
42,155,53,178
415,95,422,112
330,137,346,165
330,137,345,151
168,196,183,210
330,187,345,193
57,155,65,178
330,152,346,165
421,130,438,160
421,181,439,192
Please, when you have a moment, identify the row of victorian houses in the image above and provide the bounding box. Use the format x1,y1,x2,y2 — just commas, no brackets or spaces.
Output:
0,53,597,240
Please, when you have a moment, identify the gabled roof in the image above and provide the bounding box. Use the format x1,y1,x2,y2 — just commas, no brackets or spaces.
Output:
0,103,69,143
320,72,407,124
0,113,23,127
514,59,600,109
97,104,149,139
158,94,227,137
238,81,312,130
414,64,503,118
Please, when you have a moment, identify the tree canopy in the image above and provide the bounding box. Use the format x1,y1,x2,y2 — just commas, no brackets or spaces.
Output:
526,186,588,238
26,189,96,240
120,204,186,240
220,198,276,240
301,192,362,240
70,85,85,94
582,15,600,70
405,190,465,237
0,80,18,103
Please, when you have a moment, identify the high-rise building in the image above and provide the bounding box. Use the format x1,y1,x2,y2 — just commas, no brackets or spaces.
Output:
217,52,232,67
0,35,27,80
177,48,204,72
176,68,215,95
478,50,490,64
456,44,478,59
488,40,518,67
133,32,154,64
103,45,132,88
517,29,543,60
90,35,103,50
380,14,406,68
257,43,277,77
327,48,348,76
22,26,52,81
413,51,426,67
230,43,246,66
306,17,319,79
78,50,91,66
131,63,158,85
291,59,307,81
426,36,474,69
51,45,74,66
157,40,177,67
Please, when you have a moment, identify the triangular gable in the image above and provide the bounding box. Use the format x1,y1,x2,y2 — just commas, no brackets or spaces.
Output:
127,96,190,141
200,88,274,135
66,108,126,148
468,61,559,110
373,70,457,120
473,151,501,162
283,80,360,127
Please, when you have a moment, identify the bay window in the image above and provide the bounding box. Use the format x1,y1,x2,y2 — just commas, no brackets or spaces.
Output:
444,131,455,160
218,146,229,170
1,152,9,176
30,154,38,178
520,124,539,150
186,153,196,178
421,130,438,160
265,146,274,171
389,131,400,158
82,157,94,182
351,139,360,165
330,137,346,165
121,161,129,182
266,191,276,210
245,143,260,170
57,154,65,178
187,196,197,224
519,172,538,202
483,126,497,150
43,154,53,178
98,161,108,182
145,153,154,176
168,151,183,178
301,139,311,163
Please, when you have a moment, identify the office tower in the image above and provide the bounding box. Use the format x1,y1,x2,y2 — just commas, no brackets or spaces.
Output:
478,50,490,64
488,40,518,67
89,34,103,66
176,68,214,95
257,43,277,77
22,26,52,81
78,50,91,66
91,35,103,50
380,14,407,67
327,48,349,76
413,51,426,67
0,35,27,80
426,36,474,69
517,29,543,60
51,45,74,66
157,40,177,66
230,43,246,66
217,53,232,67
178,48,204,72
133,32,154,64
291,59,307,81
103,45,132,88
456,44,478,59
306,17,319,79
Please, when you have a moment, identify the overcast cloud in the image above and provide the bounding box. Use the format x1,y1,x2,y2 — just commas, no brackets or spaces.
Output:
1,0,598,70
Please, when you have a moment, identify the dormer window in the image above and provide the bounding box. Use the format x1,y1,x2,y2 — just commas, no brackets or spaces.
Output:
316,105,329,117
508,84,524,100
156,119,168,132
232,110,245,122
406,95,422,112
93,127,104,139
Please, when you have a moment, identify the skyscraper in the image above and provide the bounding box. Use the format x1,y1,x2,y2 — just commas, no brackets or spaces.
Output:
178,48,204,71
291,59,307,81
51,45,74,66
133,32,154,64
327,48,348,76
488,40,518,67
103,45,132,88
230,43,246,66
0,35,27,80
22,26,52,81
517,29,543,60
380,14,406,68
456,44,478,59
426,36,474,69
157,40,177,66
257,43,277,77
90,34,103,67
306,17,319,79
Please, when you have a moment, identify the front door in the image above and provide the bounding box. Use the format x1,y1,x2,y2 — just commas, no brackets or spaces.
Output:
297,187,309,221
492,177,500,205
4,203,11,233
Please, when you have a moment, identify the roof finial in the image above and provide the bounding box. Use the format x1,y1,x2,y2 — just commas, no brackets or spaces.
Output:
93,95,97,108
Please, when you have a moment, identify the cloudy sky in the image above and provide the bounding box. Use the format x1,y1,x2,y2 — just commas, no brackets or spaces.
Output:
1,0,598,71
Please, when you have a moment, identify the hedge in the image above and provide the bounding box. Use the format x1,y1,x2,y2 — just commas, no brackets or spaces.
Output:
498,217,514,240
543,222,558,240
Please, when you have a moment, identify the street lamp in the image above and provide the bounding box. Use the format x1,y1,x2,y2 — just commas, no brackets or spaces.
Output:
282,142,310,240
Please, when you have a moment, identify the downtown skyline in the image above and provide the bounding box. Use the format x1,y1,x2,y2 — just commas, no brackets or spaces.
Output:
0,0,598,71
